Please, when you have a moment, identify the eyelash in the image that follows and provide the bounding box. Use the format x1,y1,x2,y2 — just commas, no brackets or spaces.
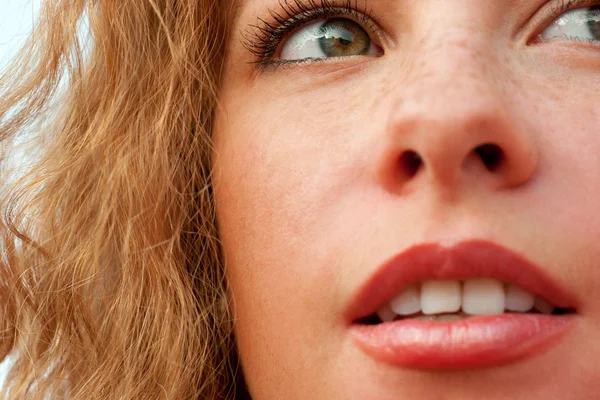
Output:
241,0,377,69
552,0,599,13
241,0,600,70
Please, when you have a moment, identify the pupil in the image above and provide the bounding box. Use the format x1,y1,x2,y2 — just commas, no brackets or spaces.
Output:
339,38,352,46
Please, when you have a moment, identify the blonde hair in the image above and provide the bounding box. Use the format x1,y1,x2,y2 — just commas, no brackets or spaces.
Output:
0,0,240,398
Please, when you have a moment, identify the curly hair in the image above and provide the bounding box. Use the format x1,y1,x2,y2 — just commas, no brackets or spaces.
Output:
0,0,240,398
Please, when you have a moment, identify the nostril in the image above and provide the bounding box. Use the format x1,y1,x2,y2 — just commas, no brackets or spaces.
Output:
475,144,504,172
399,150,423,178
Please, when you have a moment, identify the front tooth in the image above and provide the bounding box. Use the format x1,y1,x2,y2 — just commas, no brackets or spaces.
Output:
390,285,421,316
534,297,554,314
463,278,505,315
376,304,397,323
421,280,461,315
505,284,535,312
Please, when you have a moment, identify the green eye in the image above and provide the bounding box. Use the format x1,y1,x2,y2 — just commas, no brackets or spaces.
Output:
317,19,371,58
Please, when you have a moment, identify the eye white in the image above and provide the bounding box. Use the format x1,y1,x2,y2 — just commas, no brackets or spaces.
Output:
280,20,330,61
539,7,600,42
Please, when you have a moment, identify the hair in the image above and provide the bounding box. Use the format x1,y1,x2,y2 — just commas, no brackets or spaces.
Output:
0,0,241,398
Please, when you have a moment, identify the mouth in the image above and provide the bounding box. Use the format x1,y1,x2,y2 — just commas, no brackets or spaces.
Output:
347,240,579,369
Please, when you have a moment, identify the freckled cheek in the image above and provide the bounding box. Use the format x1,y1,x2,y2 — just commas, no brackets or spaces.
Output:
215,130,321,242
214,91,369,243
212,97,350,303
517,90,600,300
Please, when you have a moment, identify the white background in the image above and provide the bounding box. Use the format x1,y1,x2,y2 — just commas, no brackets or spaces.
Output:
0,0,40,70
0,0,41,385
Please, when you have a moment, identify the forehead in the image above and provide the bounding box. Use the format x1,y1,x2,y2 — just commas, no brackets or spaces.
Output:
229,0,269,21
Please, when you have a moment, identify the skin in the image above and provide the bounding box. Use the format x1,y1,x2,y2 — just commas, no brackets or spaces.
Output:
212,1,600,398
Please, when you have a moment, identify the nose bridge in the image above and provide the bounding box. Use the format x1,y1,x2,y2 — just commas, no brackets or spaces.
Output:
411,2,495,82
403,25,500,120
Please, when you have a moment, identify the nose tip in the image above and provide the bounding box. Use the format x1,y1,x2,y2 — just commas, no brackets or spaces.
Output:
376,104,539,195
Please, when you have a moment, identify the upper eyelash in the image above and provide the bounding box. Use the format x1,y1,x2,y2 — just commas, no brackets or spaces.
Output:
552,0,600,14
241,0,376,68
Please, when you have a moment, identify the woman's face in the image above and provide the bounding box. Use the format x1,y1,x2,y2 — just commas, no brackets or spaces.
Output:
212,1,600,398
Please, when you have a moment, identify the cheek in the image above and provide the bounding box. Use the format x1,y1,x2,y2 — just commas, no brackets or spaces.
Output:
211,81,385,396
213,80,377,286
525,88,600,295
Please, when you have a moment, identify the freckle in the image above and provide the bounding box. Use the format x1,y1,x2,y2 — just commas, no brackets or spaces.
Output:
456,38,469,50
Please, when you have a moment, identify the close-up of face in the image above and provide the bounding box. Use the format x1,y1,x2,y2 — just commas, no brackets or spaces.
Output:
212,0,600,399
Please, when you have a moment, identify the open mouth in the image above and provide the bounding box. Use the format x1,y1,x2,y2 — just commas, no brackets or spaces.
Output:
346,241,579,369
355,278,576,326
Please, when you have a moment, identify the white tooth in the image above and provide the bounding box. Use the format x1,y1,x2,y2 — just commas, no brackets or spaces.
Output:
376,304,397,323
505,284,535,312
534,297,554,315
463,278,505,315
390,285,421,316
421,280,462,315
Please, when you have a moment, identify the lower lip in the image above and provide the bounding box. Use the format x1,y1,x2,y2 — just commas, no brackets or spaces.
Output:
351,314,576,369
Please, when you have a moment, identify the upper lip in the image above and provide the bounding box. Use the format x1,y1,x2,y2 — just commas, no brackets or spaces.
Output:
344,239,580,323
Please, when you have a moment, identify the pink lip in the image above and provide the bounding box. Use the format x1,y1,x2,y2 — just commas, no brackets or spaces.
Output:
346,240,579,369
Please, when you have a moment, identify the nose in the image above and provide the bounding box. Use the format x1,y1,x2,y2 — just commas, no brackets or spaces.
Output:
376,37,539,197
